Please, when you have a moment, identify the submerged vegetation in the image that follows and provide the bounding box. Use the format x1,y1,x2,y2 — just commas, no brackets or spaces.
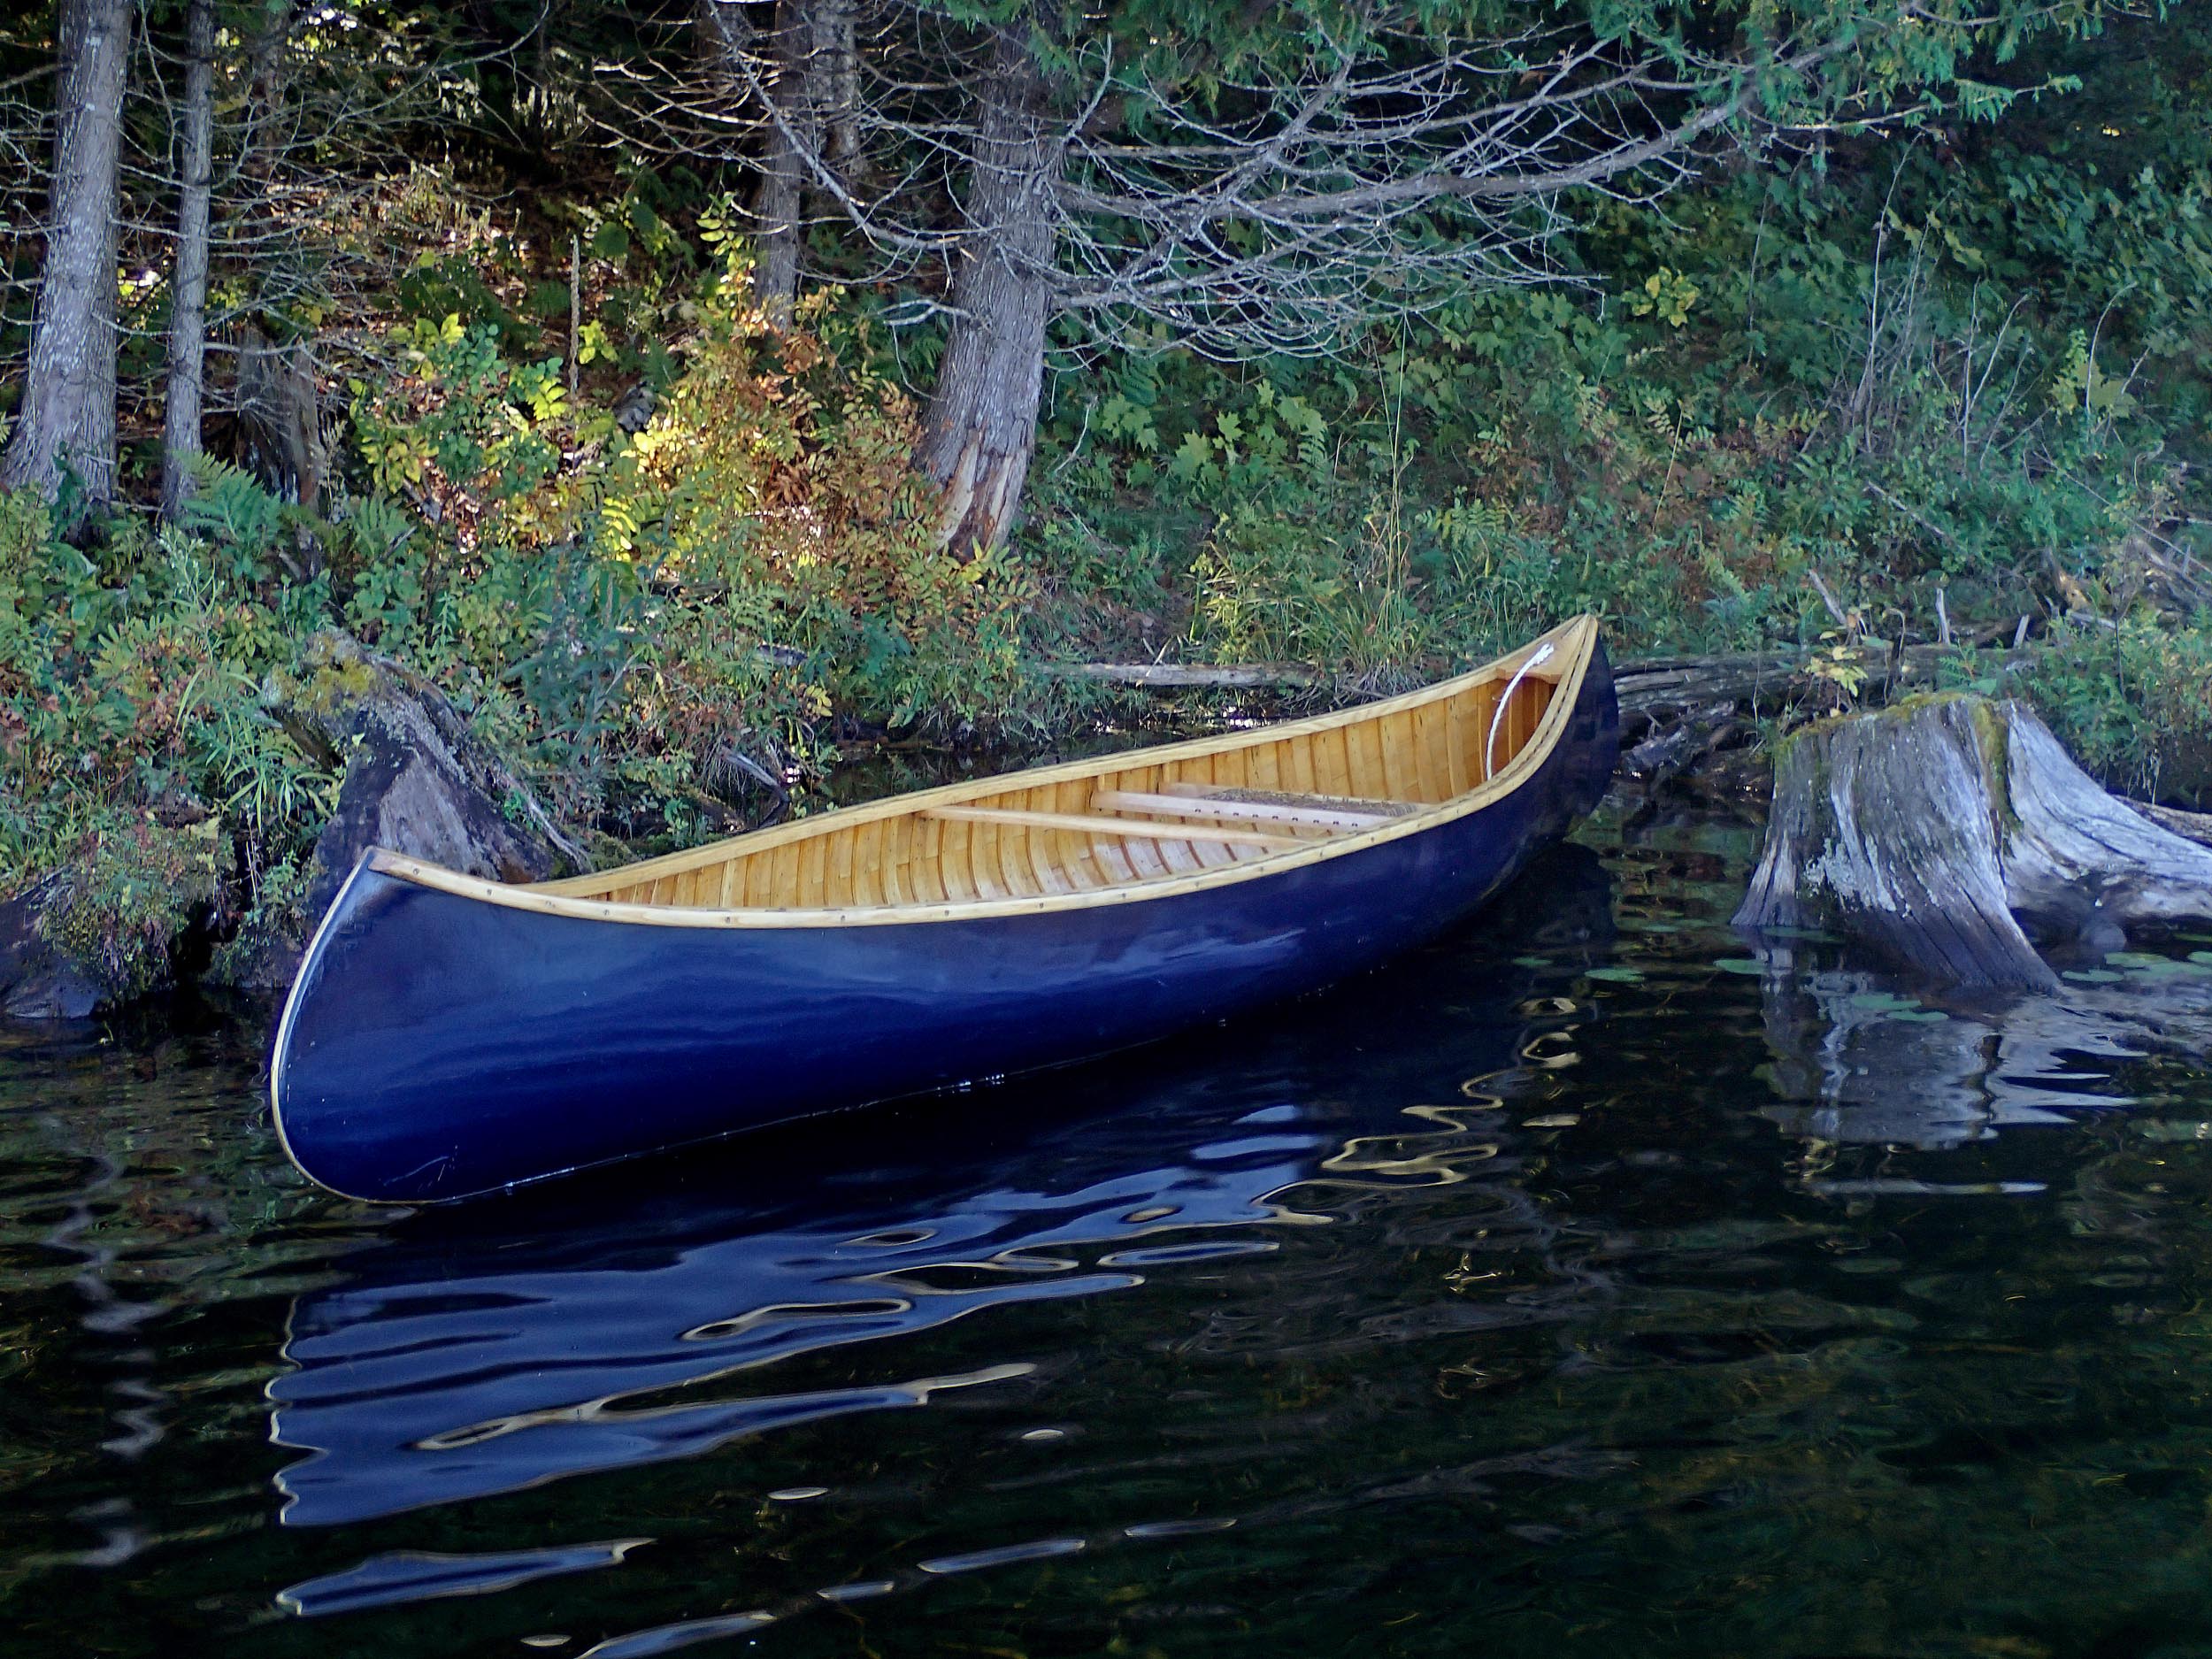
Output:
2,0,2210,1002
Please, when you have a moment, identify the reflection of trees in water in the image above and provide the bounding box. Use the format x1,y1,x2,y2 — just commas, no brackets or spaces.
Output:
265,834,2212,1653
23,831,2212,1657
256,851,2212,1656
0,1020,312,1579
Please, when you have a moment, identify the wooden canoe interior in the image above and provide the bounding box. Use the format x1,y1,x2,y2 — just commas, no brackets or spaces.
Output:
540,640,1571,913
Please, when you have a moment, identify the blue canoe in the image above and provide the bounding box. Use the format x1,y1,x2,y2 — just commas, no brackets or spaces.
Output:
271,616,1618,1202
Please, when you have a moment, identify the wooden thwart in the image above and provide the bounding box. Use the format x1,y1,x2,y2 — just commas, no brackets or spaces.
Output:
1165,780,1419,814
1095,784,1417,833
921,803,1303,851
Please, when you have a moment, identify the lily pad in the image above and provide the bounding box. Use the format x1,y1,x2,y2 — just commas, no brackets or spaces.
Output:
2126,957,2203,979
2063,968,2124,983
1850,991,1921,1012
2193,952,2212,966
1887,1010,1950,1023
1584,966,1645,984
1513,955,1551,970
1714,958,1767,976
2106,951,2173,968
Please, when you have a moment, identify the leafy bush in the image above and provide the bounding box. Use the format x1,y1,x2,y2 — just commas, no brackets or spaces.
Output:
35,818,223,1001
0,488,333,990
2016,616,2212,808
334,267,1037,841
3,239,1048,995
1023,99,2207,687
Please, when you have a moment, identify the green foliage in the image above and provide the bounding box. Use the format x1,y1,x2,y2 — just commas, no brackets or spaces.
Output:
2015,616,2212,807
1024,12,2212,730
1629,268,1701,328
3,236,1046,981
0,492,334,990
13,0,2212,1010
35,818,222,1002
331,268,1037,842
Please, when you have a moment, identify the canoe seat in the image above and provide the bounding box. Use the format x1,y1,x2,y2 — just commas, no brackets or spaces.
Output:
1093,783,1420,833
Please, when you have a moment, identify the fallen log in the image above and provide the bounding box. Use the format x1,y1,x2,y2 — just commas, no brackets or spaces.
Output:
2135,798,2212,849
1734,694,2212,990
1037,661,1324,690
1046,646,1904,704
1613,641,2001,729
1046,640,2001,724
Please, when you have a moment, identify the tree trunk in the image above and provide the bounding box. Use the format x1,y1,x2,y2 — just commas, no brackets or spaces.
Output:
751,0,807,324
160,0,215,520
241,3,291,186
1735,694,2212,990
697,0,806,324
813,0,859,166
235,322,326,511
1,0,132,512
917,26,1057,555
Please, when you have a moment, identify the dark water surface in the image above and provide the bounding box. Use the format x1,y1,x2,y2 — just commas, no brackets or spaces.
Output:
10,812,2212,1658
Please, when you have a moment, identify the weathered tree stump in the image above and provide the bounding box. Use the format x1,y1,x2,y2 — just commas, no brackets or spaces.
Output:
1734,694,2212,990
270,633,583,927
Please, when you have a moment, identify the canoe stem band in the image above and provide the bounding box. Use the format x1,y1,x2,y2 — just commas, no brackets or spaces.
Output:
1486,642,1556,780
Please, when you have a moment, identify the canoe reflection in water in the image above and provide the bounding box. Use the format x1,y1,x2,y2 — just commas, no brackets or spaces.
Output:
268,847,1618,1539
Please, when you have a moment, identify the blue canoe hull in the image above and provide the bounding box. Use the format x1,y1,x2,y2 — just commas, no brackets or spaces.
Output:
273,639,1617,1202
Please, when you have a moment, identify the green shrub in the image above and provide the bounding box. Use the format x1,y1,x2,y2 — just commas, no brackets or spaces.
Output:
334,271,1040,842
2016,616,2212,809
35,817,222,1001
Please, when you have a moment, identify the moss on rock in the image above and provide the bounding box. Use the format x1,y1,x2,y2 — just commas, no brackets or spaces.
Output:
18,818,221,1012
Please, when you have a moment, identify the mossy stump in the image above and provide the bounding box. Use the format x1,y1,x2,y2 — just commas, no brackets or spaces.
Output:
1734,694,2212,990
270,632,580,927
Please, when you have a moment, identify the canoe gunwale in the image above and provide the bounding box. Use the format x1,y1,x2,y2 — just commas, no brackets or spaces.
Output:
355,615,1601,933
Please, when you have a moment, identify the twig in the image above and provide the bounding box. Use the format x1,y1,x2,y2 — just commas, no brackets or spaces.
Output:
1867,481,1962,553
1807,568,1851,629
